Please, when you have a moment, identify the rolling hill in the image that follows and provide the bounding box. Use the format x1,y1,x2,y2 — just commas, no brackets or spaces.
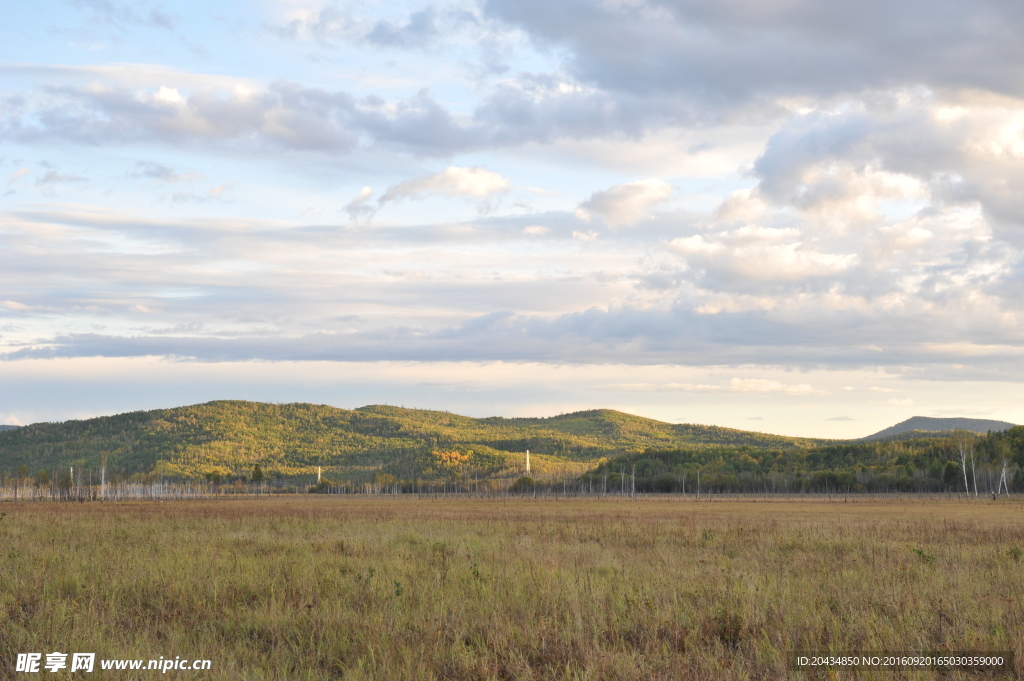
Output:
859,416,1016,442
0,400,815,481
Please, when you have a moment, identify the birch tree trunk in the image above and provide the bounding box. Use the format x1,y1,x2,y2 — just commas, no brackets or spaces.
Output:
953,430,973,497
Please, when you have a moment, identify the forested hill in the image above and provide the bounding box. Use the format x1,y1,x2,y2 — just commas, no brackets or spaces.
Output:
0,401,815,481
593,426,1024,495
860,416,1016,442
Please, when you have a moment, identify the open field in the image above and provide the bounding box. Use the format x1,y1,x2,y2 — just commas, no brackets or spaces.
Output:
1,498,1022,680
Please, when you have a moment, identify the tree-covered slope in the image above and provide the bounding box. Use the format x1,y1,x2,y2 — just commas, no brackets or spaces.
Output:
0,401,814,481
593,425,1024,494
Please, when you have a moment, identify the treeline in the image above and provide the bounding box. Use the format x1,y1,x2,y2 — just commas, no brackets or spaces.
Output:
590,427,1024,494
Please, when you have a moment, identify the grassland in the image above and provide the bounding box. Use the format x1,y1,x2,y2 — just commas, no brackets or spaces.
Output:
1,498,1022,679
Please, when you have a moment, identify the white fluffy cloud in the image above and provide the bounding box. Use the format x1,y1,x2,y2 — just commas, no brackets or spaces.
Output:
750,94,1024,231
378,166,510,206
668,227,857,284
575,179,672,226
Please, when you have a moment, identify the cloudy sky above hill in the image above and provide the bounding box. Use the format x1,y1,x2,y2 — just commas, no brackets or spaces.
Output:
2,0,1023,435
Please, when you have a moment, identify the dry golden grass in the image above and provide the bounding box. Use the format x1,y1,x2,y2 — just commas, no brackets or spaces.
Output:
1,497,1022,679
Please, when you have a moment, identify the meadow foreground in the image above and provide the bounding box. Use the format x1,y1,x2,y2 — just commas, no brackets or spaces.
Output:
1,497,1021,679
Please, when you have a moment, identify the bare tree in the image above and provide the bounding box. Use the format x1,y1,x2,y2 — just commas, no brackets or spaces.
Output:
100,453,108,500
997,441,1011,497
952,430,976,497
970,448,979,498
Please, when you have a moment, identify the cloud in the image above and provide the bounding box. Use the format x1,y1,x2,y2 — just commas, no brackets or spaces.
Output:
6,1,1024,168
344,186,375,221
37,170,88,185
7,168,28,185
483,0,1024,105
3,294,1024,376
71,0,179,31
269,4,360,44
0,67,705,158
575,179,673,227
668,226,856,292
0,80,372,154
826,416,854,421
169,184,231,203
597,379,824,395
271,4,468,51
129,161,202,183
750,96,1024,231
887,398,914,406
728,378,824,396
641,92,1024,332
598,382,726,393
1,198,1022,376
5,0,1024,431
378,166,509,208
365,8,440,49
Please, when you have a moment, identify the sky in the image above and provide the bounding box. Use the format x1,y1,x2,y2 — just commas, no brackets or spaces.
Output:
2,0,1024,437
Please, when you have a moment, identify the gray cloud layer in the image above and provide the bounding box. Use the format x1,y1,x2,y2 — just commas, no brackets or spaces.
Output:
6,305,1023,376
6,0,1023,159
0,74,672,158
484,0,1024,102
2,190,1022,376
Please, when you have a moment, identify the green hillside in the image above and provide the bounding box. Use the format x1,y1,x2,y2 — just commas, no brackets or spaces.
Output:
0,401,815,482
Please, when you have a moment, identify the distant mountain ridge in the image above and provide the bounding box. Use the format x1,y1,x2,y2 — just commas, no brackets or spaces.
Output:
0,425,18,431
0,400,815,480
860,416,1016,442
3,403,1018,483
